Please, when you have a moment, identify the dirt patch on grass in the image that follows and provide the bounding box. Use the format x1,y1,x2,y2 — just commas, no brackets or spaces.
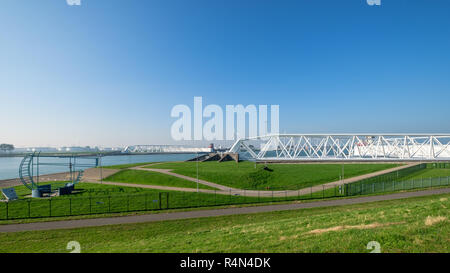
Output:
306,222,403,235
424,216,447,226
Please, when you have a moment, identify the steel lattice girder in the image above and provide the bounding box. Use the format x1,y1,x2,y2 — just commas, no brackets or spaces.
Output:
229,134,450,161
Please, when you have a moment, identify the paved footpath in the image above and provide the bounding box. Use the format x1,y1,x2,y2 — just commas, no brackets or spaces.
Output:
1,187,448,233
126,163,421,197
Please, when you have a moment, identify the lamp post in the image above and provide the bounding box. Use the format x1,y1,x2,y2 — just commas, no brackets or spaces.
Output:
100,154,103,184
196,152,199,193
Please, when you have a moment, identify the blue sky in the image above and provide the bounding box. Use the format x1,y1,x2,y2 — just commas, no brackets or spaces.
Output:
1,0,450,147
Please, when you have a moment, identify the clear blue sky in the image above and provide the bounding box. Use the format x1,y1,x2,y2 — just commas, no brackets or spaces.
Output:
1,0,450,147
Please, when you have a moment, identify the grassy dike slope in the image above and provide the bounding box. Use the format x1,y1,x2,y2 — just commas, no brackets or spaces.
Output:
103,169,217,190
1,193,448,253
146,161,400,190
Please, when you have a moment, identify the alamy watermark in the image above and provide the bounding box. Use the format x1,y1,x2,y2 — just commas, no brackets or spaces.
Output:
66,0,81,6
367,0,381,6
171,97,279,141
367,241,381,253
67,241,81,253
66,1,379,7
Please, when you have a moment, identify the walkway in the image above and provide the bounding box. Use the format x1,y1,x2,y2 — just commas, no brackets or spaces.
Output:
1,187,448,233
119,163,421,197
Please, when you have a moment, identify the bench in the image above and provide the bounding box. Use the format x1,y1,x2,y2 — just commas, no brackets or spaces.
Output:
58,183,75,196
37,185,52,194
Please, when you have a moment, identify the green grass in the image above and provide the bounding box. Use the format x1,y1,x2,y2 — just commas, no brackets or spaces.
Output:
9,182,147,199
103,169,216,190
345,165,450,196
1,193,448,253
146,161,400,190
398,168,450,181
0,182,268,220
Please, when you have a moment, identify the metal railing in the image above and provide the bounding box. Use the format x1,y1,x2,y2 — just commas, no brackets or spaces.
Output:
1,175,449,220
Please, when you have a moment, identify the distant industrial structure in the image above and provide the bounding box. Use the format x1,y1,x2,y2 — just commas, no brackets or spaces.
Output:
122,144,217,154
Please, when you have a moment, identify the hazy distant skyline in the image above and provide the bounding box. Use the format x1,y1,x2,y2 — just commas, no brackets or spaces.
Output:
1,0,450,147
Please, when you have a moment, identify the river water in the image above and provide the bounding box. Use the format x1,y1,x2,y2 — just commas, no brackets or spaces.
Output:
0,154,197,180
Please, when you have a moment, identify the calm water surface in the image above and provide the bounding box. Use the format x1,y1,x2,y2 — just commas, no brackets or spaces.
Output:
0,154,197,180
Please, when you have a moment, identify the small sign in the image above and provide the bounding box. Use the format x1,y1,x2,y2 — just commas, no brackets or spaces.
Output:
1,188,18,201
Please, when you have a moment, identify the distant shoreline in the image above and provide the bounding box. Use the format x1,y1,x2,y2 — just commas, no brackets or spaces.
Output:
0,152,206,158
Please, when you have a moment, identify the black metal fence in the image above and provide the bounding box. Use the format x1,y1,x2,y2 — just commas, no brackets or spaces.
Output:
1,174,449,220
346,175,450,196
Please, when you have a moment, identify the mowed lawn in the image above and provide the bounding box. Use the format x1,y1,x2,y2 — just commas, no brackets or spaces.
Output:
398,168,450,181
103,170,216,190
146,161,400,190
0,182,264,220
1,193,448,253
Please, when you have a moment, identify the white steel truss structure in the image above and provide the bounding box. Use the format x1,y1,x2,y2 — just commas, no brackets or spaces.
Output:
229,134,450,161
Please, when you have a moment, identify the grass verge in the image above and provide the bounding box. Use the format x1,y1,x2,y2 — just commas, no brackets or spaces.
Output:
145,161,400,190
103,169,216,190
0,193,448,253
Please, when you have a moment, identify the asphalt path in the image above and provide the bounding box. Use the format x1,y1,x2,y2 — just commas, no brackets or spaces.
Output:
1,187,448,233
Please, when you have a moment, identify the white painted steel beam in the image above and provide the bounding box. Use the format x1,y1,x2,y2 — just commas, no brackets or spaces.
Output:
229,134,450,161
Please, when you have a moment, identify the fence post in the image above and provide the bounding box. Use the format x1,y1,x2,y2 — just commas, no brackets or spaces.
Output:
28,200,31,218
159,192,162,210
166,193,169,209
197,191,199,207
144,194,147,211
49,199,52,217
